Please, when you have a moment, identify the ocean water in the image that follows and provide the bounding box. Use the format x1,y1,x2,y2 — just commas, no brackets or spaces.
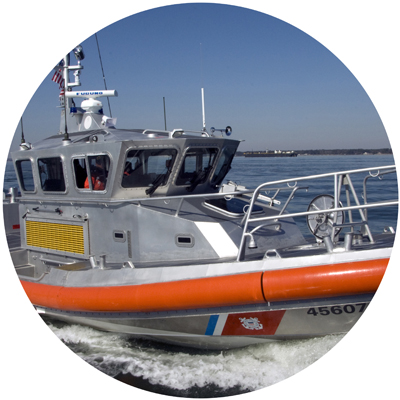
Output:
3,154,398,397
46,317,345,397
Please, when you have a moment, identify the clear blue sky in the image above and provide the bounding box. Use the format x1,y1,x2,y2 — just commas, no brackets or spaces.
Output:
10,3,390,152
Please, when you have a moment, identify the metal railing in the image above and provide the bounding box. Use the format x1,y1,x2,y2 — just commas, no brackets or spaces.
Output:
236,165,397,261
142,128,211,139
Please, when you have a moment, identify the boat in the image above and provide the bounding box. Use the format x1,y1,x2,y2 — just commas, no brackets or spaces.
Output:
244,150,298,157
3,45,398,350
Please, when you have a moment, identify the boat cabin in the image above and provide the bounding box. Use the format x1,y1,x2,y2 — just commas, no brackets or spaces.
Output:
13,128,239,200
12,128,286,272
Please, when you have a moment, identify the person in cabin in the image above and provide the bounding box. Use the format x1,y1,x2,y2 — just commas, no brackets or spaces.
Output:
84,156,106,190
124,161,133,176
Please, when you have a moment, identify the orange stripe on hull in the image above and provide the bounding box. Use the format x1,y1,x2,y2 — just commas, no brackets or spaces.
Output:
262,258,389,302
20,272,265,312
20,259,389,313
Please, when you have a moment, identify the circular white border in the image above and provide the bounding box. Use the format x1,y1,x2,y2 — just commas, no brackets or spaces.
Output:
1,2,398,399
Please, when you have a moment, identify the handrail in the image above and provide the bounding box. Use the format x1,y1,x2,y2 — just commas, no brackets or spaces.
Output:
236,165,397,261
16,186,298,205
363,168,396,221
141,128,211,138
245,200,398,224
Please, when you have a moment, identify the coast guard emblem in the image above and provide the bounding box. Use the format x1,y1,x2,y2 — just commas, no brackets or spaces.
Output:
239,317,263,330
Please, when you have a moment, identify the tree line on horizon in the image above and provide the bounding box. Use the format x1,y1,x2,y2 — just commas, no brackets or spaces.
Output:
237,148,392,156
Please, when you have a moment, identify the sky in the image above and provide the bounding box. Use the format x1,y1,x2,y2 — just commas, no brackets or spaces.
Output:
8,3,391,153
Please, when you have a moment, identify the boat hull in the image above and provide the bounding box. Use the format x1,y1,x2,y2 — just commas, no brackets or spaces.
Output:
36,293,371,350
19,257,387,349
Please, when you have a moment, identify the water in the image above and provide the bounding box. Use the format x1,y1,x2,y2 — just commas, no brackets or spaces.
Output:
46,317,345,397
3,154,398,397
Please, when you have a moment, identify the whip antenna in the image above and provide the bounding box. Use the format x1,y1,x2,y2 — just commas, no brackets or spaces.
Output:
19,116,32,150
163,97,167,130
20,117,25,144
200,43,206,132
95,33,112,117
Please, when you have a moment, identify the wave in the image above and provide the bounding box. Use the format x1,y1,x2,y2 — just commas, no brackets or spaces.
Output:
46,318,344,396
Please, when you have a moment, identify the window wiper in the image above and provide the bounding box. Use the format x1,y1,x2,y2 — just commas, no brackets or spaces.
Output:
145,168,172,196
186,167,209,192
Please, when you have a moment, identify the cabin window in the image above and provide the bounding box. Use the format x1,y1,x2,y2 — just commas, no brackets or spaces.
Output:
176,148,218,189
38,157,66,192
73,155,110,191
211,146,237,186
15,159,35,191
73,158,88,188
122,149,177,188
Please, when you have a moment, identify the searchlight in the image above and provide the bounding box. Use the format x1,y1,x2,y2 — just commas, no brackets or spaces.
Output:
73,45,85,61
210,126,233,137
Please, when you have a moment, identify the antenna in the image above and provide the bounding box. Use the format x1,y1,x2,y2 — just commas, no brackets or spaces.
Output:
63,89,70,144
19,116,32,150
200,43,206,132
55,45,117,134
201,87,206,132
163,97,167,130
95,33,113,117
20,117,25,144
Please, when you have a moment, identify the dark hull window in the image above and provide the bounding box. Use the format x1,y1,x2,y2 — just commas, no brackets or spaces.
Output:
16,159,35,191
122,149,177,189
38,157,65,192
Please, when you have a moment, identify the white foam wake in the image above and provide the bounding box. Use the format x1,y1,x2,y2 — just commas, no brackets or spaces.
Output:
48,322,344,392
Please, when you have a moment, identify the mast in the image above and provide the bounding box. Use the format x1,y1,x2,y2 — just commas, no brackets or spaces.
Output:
61,48,84,135
57,45,117,134
201,87,206,132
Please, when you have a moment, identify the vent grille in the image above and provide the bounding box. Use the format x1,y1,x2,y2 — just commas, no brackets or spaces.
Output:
26,220,85,254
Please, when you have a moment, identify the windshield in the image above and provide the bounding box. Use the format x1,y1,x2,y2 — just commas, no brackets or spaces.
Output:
122,148,177,190
211,146,237,186
176,148,218,191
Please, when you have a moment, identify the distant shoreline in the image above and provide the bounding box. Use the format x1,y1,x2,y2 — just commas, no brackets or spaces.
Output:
236,148,392,157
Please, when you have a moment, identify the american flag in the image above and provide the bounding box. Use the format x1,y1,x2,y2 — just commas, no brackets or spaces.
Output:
52,69,64,89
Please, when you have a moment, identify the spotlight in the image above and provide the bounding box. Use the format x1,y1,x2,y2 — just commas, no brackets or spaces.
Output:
73,45,85,61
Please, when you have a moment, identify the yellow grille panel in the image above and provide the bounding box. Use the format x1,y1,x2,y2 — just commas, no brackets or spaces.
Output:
26,220,85,254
